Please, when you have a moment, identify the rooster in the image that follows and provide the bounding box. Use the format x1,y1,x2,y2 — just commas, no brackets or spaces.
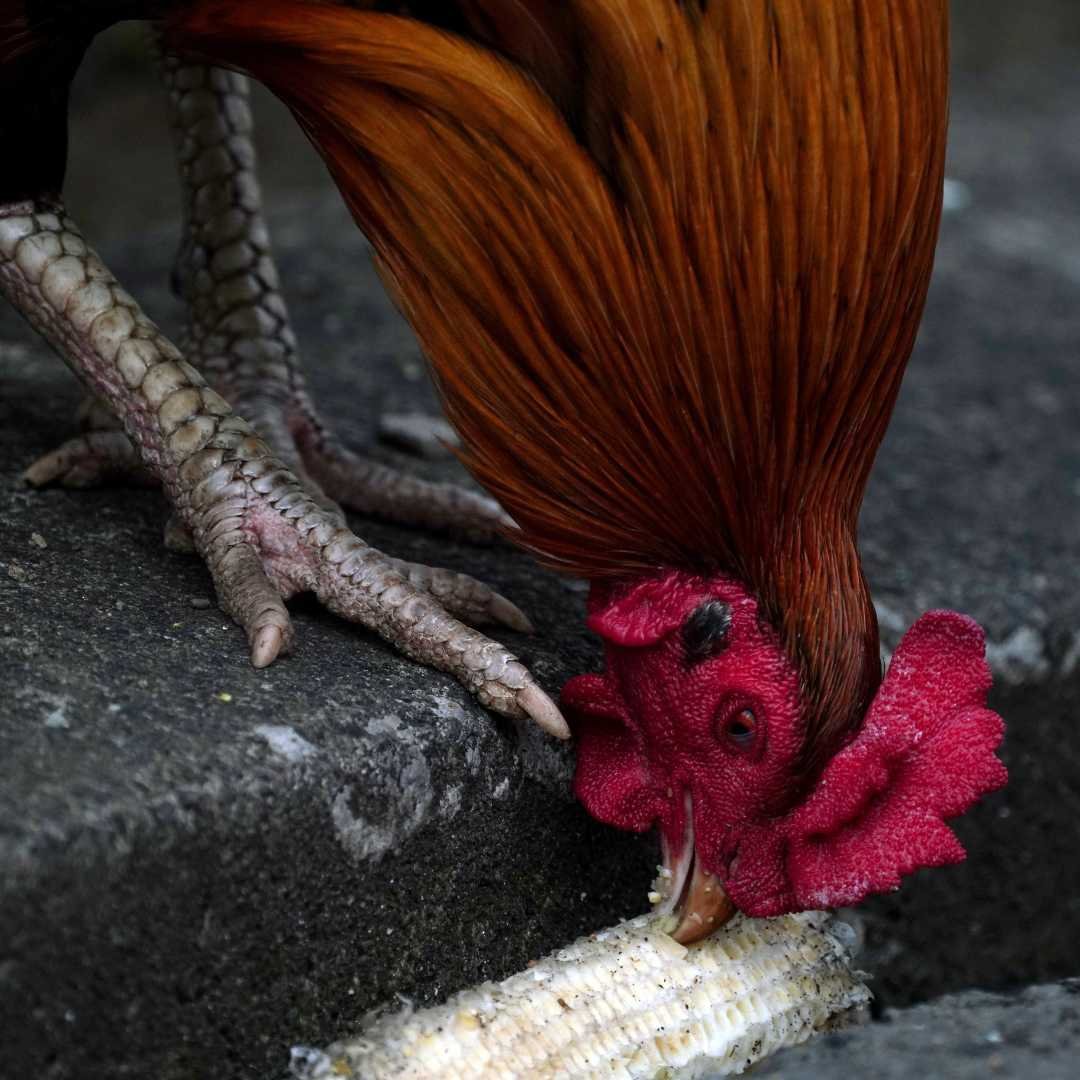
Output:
1,0,1006,942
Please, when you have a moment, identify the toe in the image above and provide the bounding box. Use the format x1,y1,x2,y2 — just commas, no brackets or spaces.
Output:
23,446,77,488
517,681,571,740
300,433,510,543
163,515,197,554
488,593,534,634
386,559,535,633
251,623,287,668
314,552,562,736
23,433,148,489
209,542,295,667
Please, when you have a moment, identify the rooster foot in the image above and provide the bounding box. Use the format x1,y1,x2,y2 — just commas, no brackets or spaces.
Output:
22,403,554,731
24,416,561,736
182,457,560,731
4,200,566,739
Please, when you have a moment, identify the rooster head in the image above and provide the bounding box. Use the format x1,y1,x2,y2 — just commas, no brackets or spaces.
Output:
564,571,1007,943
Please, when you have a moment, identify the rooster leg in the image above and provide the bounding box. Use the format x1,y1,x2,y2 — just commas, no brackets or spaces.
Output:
1,200,568,737
158,48,507,542
39,48,508,542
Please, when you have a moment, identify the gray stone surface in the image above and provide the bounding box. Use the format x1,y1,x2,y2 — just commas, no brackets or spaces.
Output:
2,3,1080,1078
750,981,1080,1080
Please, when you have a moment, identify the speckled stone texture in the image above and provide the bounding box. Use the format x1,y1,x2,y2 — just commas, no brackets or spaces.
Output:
749,981,1080,1080
3,2,1080,1077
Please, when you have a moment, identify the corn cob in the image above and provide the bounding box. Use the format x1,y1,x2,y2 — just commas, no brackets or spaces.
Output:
289,912,869,1079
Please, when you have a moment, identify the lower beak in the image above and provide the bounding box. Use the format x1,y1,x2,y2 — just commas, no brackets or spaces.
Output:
669,856,737,944
651,796,737,945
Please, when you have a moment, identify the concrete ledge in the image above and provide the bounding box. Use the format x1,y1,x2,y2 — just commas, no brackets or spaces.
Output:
0,378,654,1077
751,981,1080,1079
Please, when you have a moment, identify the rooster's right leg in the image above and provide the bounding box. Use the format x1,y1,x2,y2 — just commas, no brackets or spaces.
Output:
0,200,568,736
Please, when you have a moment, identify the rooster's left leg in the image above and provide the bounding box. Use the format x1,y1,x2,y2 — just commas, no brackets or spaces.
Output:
30,47,506,543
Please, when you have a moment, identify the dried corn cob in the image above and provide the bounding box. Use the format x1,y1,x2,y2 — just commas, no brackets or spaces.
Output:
289,912,869,1079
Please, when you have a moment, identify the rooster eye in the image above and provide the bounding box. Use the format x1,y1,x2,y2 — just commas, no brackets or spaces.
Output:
723,708,757,748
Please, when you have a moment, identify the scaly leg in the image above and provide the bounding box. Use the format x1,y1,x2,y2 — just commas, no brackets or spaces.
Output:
0,200,567,737
163,53,335,514
32,47,507,541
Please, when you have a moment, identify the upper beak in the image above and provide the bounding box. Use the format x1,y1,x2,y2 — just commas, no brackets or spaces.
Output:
652,794,737,945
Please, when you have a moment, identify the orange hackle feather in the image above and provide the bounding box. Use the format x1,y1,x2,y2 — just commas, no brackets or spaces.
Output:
167,0,949,768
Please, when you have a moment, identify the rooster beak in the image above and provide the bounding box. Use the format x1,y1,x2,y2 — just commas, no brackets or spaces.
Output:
669,859,737,945
653,794,737,945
